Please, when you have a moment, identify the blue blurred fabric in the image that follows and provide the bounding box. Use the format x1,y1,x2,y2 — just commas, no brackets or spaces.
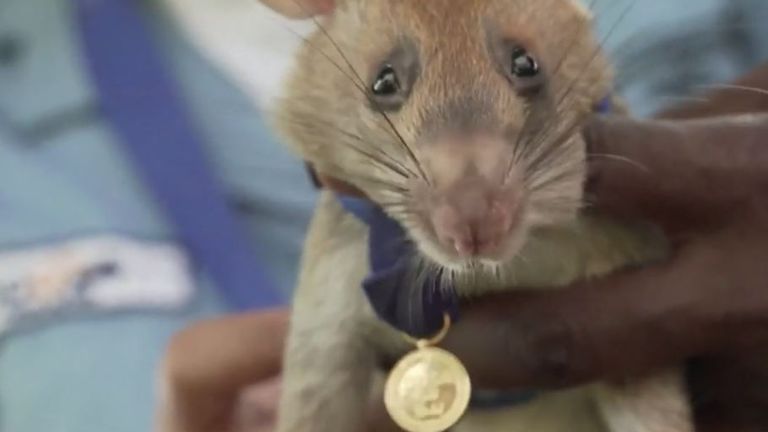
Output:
75,0,284,311
0,1,767,432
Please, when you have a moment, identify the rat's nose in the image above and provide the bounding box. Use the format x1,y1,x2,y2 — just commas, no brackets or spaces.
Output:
430,186,520,257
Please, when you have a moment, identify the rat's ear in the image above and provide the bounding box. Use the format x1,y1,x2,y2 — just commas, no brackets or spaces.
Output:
258,0,336,19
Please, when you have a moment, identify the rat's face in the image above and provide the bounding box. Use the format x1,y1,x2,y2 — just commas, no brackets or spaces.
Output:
272,0,613,271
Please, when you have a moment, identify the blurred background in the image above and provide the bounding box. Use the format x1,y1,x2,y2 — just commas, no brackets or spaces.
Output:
0,1,766,431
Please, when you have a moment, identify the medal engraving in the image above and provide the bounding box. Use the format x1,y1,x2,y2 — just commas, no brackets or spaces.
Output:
384,346,471,432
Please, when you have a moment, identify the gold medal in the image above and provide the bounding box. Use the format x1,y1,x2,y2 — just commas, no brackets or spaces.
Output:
384,314,471,432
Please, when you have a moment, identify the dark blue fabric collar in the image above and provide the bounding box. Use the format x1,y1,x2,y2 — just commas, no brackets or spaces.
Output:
338,196,460,339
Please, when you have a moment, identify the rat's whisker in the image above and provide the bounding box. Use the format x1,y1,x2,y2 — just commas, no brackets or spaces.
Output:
273,22,408,161
514,99,580,178
376,194,414,207
522,114,576,173
269,4,430,186
588,153,650,173
275,29,421,158
379,205,413,215
303,12,430,185
267,15,422,170
509,2,594,174
522,109,584,179
653,95,712,107
512,0,622,179
273,111,419,180
527,158,584,193
277,24,368,94
318,160,409,194
530,147,582,187
509,106,536,173
696,83,768,98
549,0,601,79
346,146,412,179
353,177,409,195
555,0,636,118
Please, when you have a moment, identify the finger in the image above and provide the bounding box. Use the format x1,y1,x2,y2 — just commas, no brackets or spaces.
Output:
688,346,768,431
235,377,282,432
443,226,768,390
165,308,290,391
159,309,289,432
584,113,768,234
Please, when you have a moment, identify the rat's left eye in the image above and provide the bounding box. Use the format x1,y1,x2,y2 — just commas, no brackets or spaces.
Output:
369,64,409,111
371,65,401,96
511,47,539,78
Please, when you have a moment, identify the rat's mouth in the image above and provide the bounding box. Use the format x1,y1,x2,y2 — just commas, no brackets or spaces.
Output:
405,182,531,269
428,204,526,264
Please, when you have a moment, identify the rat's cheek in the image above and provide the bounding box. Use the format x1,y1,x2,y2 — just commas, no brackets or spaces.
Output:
525,174,586,226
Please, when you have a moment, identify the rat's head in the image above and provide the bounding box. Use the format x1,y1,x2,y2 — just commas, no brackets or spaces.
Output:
264,0,613,271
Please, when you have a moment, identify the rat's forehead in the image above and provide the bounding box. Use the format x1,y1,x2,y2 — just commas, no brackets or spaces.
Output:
357,0,588,26
348,0,590,53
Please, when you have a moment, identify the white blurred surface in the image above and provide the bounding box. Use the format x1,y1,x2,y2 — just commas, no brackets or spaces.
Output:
163,0,315,108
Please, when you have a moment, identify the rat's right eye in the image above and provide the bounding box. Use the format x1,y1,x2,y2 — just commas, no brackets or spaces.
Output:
367,41,419,112
511,47,539,78
371,65,401,96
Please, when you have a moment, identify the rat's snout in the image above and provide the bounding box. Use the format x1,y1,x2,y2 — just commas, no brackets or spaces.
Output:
417,133,525,259
429,180,522,258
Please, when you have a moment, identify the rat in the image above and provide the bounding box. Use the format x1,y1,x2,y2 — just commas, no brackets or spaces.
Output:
258,0,695,431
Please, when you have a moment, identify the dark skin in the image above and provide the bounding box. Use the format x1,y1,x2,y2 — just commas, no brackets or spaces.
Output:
160,63,768,432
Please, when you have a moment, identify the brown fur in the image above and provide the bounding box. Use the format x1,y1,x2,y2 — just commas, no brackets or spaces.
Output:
261,1,694,431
